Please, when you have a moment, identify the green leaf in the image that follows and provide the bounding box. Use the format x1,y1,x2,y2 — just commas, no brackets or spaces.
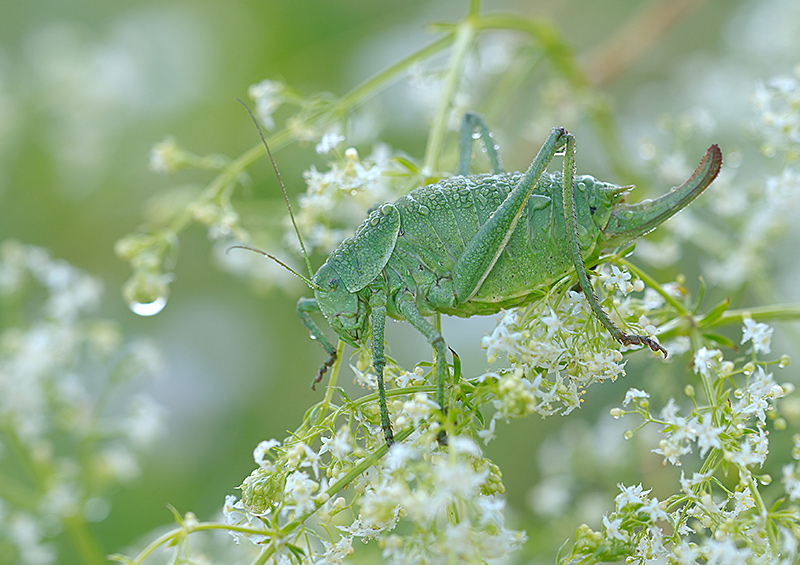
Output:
698,298,730,328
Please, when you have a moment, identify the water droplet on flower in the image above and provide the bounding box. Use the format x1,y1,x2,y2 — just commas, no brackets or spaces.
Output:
129,296,167,316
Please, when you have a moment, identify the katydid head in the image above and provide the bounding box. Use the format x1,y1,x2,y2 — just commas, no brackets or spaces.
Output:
311,262,366,347
600,144,722,248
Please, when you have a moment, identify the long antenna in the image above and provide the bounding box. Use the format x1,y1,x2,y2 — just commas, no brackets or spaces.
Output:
237,98,315,278
226,244,321,290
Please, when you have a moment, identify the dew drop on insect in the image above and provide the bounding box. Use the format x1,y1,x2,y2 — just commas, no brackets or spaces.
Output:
418,205,430,216
128,296,168,317
471,132,481,140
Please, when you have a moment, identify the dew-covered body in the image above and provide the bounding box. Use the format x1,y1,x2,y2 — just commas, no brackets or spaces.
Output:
384,171,612,319
295,115,722,445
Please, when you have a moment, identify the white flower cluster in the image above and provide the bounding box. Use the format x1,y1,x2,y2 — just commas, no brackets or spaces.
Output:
578,479,795,564
477,264,663,437
222,427,524,564
248,79,286,131
592,317,798,564
783,436,800,502
0,240,165,564
650,330,787,470
753,69,800,157
290,146,397,255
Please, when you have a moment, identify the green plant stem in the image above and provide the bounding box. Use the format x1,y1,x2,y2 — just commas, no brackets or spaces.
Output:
423,16,478,173
3,425,108,564
158,33,455,249
63,513,107,565
321,340,346,412
120,521,275,564
707,304,800,327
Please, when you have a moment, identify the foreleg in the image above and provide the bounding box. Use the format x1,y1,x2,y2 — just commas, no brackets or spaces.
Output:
297,297,339,389
367,287,394,445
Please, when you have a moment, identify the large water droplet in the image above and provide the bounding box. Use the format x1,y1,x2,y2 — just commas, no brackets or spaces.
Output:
129,296,167,316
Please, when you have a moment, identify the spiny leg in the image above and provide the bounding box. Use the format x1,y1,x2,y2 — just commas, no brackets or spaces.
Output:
560,133,667,356
397,294,448,427
458,112,504,175
367,288,394,446
297,297,339,388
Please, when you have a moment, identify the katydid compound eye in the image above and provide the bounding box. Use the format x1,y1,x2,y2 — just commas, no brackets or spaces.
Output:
328,278,339,291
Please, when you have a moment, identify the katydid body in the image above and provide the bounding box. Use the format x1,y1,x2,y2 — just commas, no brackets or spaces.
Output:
295,115,722,446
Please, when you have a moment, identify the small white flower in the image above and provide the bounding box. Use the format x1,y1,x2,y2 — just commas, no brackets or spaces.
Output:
602,514,628,542
318,534,354,563
642,287,665,310
599,265,633,294
540,307,563,337
727,429,768,468
148,137,182,174
637,314,658,337
284,470,318,515
615,483,651,511
639,496,669,523
673,540,702,565
397,392,439,429
731,486,755,517
481,310,522,364
652,436,691,466
316,132,345,154
783,463,800,501
623,387,649,406
477,416,497,444
384,441,417,472
660,398,681,424
449,435,481,457
252,440,279,468
476,495,505,526
247,79,285,130
350,364,378,389
679,470,710,496
741,318,773,354
693,416,724,457
705,536,752,565
693,347,721,377
319,427,353,461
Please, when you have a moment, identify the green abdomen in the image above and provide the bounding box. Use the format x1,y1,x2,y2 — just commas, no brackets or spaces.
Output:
385,172,599,318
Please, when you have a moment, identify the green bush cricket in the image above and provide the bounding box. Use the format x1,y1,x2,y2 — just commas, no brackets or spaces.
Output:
245,112,722,447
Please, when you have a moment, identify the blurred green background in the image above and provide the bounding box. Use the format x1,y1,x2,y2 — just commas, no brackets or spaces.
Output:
2,0,799,562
